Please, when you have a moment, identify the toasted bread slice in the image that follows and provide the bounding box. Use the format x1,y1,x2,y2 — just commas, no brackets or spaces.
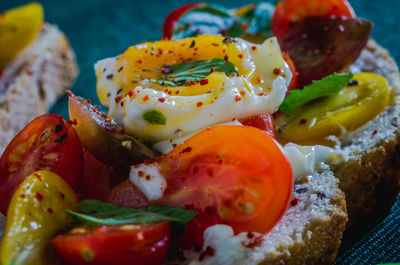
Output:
0,24,78,155
331,39,400,227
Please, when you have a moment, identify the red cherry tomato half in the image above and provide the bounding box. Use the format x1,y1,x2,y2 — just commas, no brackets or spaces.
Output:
272,0,355,40
0,114,83,214
52,222,170,265
149,126,293,248
240,114,275,137
162,3,204,39
107,179,150,209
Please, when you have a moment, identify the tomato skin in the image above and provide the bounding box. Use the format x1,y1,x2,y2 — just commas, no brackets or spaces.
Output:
154,126,293,248
162,3,204,39
52,222,170,265
283,52,299,92
0,114,83,215
272,0,355,40
107,179,150,209
240,114,275,137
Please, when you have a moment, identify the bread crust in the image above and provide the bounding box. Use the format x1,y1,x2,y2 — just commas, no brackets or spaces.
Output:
331,39,400,227
0,24,78,155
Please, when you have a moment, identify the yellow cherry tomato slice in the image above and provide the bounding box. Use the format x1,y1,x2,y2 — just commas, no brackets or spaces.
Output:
0,2,43,68
275,72,390,146
0,170,77,265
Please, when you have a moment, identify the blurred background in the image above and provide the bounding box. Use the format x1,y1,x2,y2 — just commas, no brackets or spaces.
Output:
1,0,400,263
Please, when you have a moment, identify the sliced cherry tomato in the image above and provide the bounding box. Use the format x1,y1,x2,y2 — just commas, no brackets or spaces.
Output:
272,0,355,40
129,126,293,248
52,222,170,265
0,114,83,214
162,3,204,39
107,179,149,209
80,150,121,201
240,114,275,137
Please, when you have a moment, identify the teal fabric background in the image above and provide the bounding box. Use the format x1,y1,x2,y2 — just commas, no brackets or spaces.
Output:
1,0,400,264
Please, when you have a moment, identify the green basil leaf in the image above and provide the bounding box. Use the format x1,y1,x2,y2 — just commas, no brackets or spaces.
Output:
66,199,197,226
143,110,167,125
279,73,354,116
158,57,237,86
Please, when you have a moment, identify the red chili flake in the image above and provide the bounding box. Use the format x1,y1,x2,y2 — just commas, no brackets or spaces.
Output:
158,97,166,103
241,23,249,30
105,116,112,123
199,246,215,261
120,101,125,107
137,59,143,64
180,146,193,154
138,171,144,177
210,66,215,73
200,79,208,86
273,68,281,75
196,102,203,107
161,67,170,74
238,54,243,59
190,69,194,73
47,208,54,214
35,192,43,202
299,119,307,125
127,89,135,98
168,49,174,53
189,80,196,85
175,91,180,95
20,193,26,198
211,43,219,47
33,172,42,181
372,130,378,136
251,46,257,51
145,175,151,181
247,232,255,239
235,95,241,102
115,96,123,103
67,119,78,125
168,91,173,96
142,95,150,102
240,90,245,96
291,198,299,206
59,192,65,200
134,164,141,168
224,55,229,61
194,47,199,51
85,98,91,104
143,159,154,165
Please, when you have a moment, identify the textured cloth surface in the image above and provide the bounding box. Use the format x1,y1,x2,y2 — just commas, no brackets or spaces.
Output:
1,0,400,264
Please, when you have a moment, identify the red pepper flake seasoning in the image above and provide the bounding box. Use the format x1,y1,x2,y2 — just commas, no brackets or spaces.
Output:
196,102,203,107
200,79,208,86
247,232,255,239
189,80,196,85
127,89,135,98
33,172,42,181
142,95,150,102
240,90,245,96
59,192,65,200
67,119,78,126
145,175,151,181
224,55,229,61
180,146,193,154
241,23,249,30
158,97,166,103
273,68,281,75
238,54,243,59
257,92,265,96
115,95,123,103
199,246,215,261
20,193,26,198
251,46,257,51
105,116,112,123
211,43,219,47
299,119,307,125
210,66,215,73
161,67,170,74
120,101,125,107
372,130,378,136
175,91,180,95
47,208,54,214
138,171,144,177
85,98,91,104
290,198,299,206
137,59,143,64
35,192,43,202
235,95,242,102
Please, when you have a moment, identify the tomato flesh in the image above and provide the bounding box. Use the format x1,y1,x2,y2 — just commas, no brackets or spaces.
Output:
0,114,83,214
140,126,293,248
272,0,355,40
52,222,170,265
162,3,204,39
240,114,275,137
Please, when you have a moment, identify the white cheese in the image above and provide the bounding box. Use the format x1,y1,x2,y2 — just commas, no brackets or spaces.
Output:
129,163,166,201
283,143,333,182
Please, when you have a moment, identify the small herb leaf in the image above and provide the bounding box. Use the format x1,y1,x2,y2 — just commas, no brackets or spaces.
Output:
66,199,197,226
158,57,237,86
279,73,354,116
143,110,167,125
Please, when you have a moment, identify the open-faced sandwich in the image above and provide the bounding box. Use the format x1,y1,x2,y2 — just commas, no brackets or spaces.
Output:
0,0,399,265
0,2,78,155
